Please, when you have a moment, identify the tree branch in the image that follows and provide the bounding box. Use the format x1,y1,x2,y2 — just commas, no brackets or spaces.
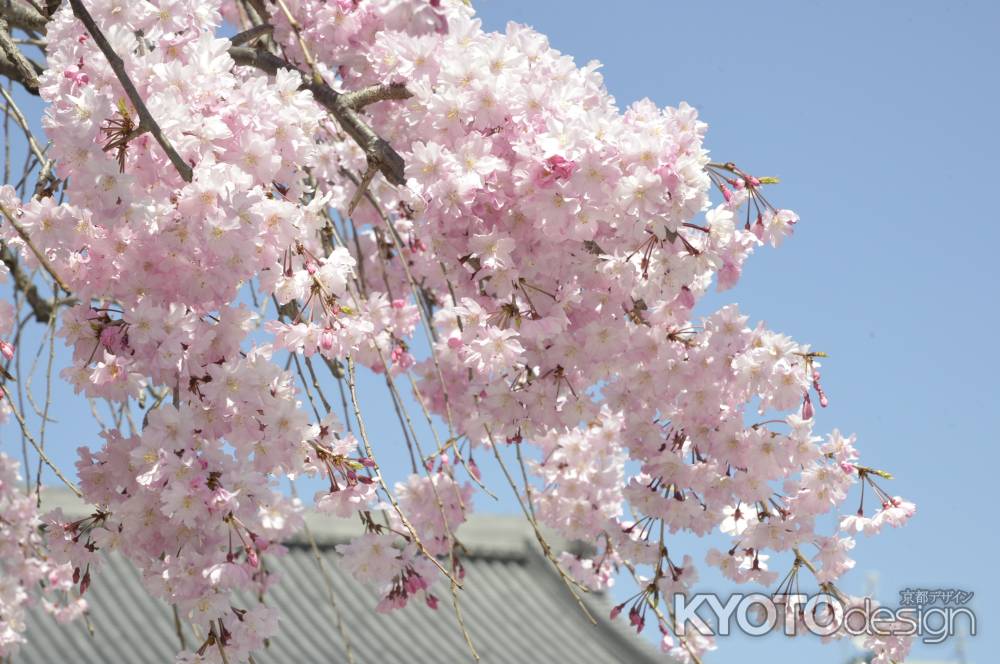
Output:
67,0,193,183
229,46,408,186
0,17,39,93
0,49,41,94
1,243,52,322
0,1,47,34
341,82,412,111
229,23,272,47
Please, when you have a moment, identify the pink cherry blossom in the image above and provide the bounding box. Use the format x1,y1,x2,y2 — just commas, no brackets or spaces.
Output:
0,0,915,660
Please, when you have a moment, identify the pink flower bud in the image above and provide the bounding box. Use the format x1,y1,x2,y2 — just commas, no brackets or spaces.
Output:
546,155,577,180
99,325,126,354
677,286,695,309
813,370,829,407
320,328,335,352
533,155,577,188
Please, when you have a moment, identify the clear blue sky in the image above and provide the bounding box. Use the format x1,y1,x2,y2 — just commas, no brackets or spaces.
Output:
2,1,997,662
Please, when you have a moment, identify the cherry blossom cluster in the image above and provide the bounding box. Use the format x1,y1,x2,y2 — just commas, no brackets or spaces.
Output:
0,0,915,661
265,2,912,659
0,454,86,657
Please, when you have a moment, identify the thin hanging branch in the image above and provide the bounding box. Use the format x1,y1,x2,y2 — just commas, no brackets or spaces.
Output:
288,481,356,664
0,381,82,497
67,0,193,182
0,83,47,169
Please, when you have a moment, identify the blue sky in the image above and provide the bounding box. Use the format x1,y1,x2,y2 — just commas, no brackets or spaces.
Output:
2,1,997,662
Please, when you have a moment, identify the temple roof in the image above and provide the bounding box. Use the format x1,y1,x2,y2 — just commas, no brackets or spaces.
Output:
16,491,661,663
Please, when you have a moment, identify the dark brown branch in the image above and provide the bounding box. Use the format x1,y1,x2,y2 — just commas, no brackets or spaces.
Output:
0,17,39,93
68,0,193,182
0,1,47,34
230,23,272,47
1,243,52,322
0,49,41,94
229,46,407,186
341,82,412,111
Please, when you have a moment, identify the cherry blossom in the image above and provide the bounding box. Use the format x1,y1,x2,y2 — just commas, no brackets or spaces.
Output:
0,454,86,657
0,0,916,660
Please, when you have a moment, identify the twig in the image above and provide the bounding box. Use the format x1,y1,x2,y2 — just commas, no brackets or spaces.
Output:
239,0,267,27
67,0,193,182
289,481,355,664
622,560,704,664
483,424,596,625
33,291,55,502
339,170,493,497
0,83,46,167
0,381,81,496
271,0,321,84
343,357,460,586
171,605,187,651
346,163,376,216
213,620,231,664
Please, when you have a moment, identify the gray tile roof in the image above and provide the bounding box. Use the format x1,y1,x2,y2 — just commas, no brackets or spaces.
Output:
16,493,662,663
